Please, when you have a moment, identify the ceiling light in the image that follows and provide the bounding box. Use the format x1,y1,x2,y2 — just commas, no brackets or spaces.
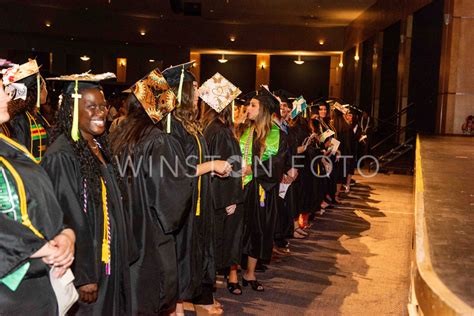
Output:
140,30,146,36
218,54,228,63
45,21,51,27
149,59,155,63
294,55,304,65
80,55,90,61
319,39,325,46
230,36,236,42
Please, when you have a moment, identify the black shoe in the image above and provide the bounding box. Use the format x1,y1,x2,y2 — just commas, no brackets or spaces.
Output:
227,282,242,295
242,277,264,291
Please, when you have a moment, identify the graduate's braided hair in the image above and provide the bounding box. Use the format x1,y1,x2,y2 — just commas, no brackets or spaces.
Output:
51,91,113,208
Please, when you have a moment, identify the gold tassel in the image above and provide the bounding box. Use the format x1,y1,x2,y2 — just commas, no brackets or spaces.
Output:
100,179,110,264
259,184,265,207
36,74,41,109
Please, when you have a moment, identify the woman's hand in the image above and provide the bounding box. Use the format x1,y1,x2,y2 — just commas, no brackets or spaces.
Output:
242,165,252,176
78,283,98,303
225,204,237,215
212,160,233,178
44,229,75,270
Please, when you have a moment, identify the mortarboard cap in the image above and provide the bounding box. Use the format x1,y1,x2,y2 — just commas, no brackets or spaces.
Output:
241,85,281,114
130,68,176,124
320,130,335,143
47,71,116,141
162,61,195,87
273,89,297,104
198,72,241,113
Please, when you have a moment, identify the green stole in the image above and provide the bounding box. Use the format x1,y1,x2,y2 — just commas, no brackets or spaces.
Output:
240,123,280,186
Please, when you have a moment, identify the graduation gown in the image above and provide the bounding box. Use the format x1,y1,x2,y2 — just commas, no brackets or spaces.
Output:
203,120,244,270
116,127,193,314
0,134,63,315
170,118,215,301
10,111,50,162
41,134,132,316
241,123,288,261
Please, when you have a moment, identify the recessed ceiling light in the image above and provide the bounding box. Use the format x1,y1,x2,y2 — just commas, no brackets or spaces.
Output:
140,30,146,36
45,21,51,27
294,55,304,65
80,55,90,61
70,37,74,41
210,9,214,13
125,42,129,45
149,59,155,63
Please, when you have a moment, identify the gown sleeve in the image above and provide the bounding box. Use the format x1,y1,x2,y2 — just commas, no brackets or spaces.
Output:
145,135,193,234
207,128,243,210
41,152,98,287
9,115,29,150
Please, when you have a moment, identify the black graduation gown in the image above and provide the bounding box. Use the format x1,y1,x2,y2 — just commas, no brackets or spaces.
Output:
170,118,215,301
41,134,132,316
335,116,355,181
116,127,193,314
203,120,244,270
286,122,311,218
10,111,50,162
242,125,288,261
0,135,63,315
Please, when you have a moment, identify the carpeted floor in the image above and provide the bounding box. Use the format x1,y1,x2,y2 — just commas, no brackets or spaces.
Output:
205,173,414,316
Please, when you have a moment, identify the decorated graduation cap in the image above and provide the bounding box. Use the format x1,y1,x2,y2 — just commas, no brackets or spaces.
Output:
1,59,42,108
130,67,176,124
320,129,335,143
332,101,349,115
241,85,281,115
290,96,308,119
47,71,116,141
198,72,241,123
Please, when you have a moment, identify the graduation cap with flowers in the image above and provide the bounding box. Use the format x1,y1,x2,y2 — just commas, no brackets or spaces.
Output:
1,59,43,108
130,67,176,125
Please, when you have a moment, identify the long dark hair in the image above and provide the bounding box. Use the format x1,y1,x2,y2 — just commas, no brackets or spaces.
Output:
200,102,234,133
51,87,115,208
109,94,156,155
171,80,201,135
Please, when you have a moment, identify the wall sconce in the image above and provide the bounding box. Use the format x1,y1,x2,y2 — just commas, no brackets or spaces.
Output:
139,30,146,36
318,39,325,46
260,62,266,70
294,55,304,65
229,36,236,42
118,58,127,67
339,62,344,68
45,21,52,27
354,55,360,61
218,54,228,63
80,55,90,61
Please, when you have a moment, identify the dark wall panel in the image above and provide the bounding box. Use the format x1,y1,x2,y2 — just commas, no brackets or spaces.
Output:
269,55,330,102
408,0,444,134
200,54,256,94
359,37,375,113
379,21,400,121
342,47,357,104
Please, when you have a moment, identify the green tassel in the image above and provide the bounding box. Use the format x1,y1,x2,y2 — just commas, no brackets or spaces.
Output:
71,80,81,141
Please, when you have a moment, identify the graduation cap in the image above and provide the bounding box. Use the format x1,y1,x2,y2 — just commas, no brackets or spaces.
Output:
1,59,42,108
162,61,195,87
241,85,281,115
47,71,116,141
290,96,308,119
198,72,241,113
320,130,335,143
273,89,297,104
332,102,349,115
129,67,176,125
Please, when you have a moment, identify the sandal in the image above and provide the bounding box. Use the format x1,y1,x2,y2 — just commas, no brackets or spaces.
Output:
227,281,242,295
242,276,264,291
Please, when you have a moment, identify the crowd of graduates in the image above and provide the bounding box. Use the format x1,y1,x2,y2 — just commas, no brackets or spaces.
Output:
0,58,370,316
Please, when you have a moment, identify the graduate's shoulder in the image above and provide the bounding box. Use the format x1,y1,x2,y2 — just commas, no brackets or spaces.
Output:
42,134,77,166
